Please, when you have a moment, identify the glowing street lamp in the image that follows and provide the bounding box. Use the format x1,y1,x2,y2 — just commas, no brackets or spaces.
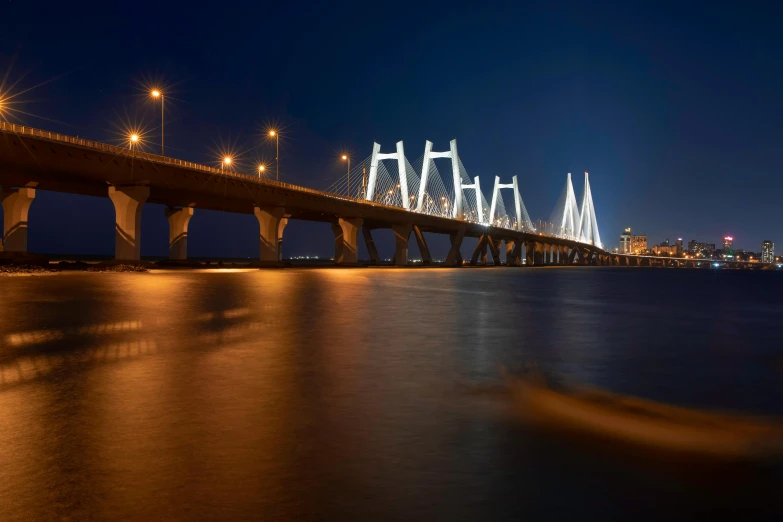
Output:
222,156,232,172
257,164,266,178
150,89,164,155
341,154,352,196
268,130,279,181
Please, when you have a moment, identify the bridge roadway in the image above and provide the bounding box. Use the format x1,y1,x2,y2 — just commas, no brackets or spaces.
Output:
0,122,612,266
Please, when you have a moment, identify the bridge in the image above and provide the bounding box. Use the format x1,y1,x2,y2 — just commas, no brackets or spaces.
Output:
0,122,616,267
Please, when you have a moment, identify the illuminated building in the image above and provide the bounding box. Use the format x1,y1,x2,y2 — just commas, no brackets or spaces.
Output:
723,236,734,252
620,228,631,253
761,240,774,263
675,238,683,256
620,227,647,254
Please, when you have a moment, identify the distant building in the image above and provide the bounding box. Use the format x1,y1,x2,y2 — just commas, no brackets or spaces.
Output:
688,240,715,255
762,240,775,263
675,238,683,256
620,228,631,254
652,245,677,256
723,236,734,252
620,228,647,254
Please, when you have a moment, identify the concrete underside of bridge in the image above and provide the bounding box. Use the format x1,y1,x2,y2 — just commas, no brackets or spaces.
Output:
0,129,607,265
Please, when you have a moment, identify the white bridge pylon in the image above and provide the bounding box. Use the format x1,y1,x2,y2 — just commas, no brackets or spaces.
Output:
366,141,411,209
489,175,533,231
578,172,602,248
559,172,581,240
416,139,464,219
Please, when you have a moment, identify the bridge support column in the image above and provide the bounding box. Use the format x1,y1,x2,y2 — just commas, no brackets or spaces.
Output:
470,234,488,265
534,242,544,266
362,226,380,264
254,206,287,264
525,241,535,266
332,217,362,265
412,225,431,264
561,245,570,265
0,187,36,253
506,240,521,266
487,236,501,265
392,224,412,266
165,207,194,260
568,246,579,264
445,227,465,266
109,185,149,261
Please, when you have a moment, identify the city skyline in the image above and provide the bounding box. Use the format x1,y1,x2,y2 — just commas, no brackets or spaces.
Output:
2,3,782,257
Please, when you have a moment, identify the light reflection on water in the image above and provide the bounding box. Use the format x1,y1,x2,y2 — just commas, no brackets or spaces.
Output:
0,268,780,520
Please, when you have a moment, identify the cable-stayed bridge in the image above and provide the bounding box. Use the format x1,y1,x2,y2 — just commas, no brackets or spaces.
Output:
326,139,603,247
0,123,617,267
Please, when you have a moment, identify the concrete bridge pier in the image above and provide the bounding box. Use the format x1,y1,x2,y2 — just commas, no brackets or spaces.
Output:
0,186,36,253
361,226,380,264
165,207,194,260
534,242,545,265
568,246,578,265
487,236,501,265
254,206,287,264
332,217,363,265
412,225,432,264
392,224,412,266
109,185,149,261
505,240,521,266
444,227,465,266
470,234,488,265
562,245,570,265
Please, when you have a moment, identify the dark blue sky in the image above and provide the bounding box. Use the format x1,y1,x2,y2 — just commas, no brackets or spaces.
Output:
2,1,782,256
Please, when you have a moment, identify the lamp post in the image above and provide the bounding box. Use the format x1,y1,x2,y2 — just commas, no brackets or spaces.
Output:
269,130,279,180
341,154,350,197
258,164,266,178
150,89,164,155
129,133,139,157
222,156,232,173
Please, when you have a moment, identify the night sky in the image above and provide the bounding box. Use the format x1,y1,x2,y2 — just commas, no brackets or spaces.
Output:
2,2,782,257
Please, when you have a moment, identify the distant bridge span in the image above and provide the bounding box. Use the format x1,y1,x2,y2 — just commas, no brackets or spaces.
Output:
0,122,613,266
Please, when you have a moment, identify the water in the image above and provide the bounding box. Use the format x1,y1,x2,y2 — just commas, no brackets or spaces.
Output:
0,267,781,521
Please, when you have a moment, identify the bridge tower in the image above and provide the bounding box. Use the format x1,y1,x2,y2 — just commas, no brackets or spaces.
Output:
577,172,602,248
559,173,581,240
415,139,464,219
488,176,533,231
366,141,410,210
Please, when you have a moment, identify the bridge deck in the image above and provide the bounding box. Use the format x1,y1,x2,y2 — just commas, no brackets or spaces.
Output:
0,123,587,247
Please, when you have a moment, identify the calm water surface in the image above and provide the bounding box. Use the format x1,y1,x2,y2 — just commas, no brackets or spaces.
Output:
1,267,781,520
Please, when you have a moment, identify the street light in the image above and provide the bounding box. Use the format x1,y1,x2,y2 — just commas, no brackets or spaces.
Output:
341,154,350,197
269,130,279,181
222,156,232,172
258,164,266,178
129,133,140,155
150,89,164,155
